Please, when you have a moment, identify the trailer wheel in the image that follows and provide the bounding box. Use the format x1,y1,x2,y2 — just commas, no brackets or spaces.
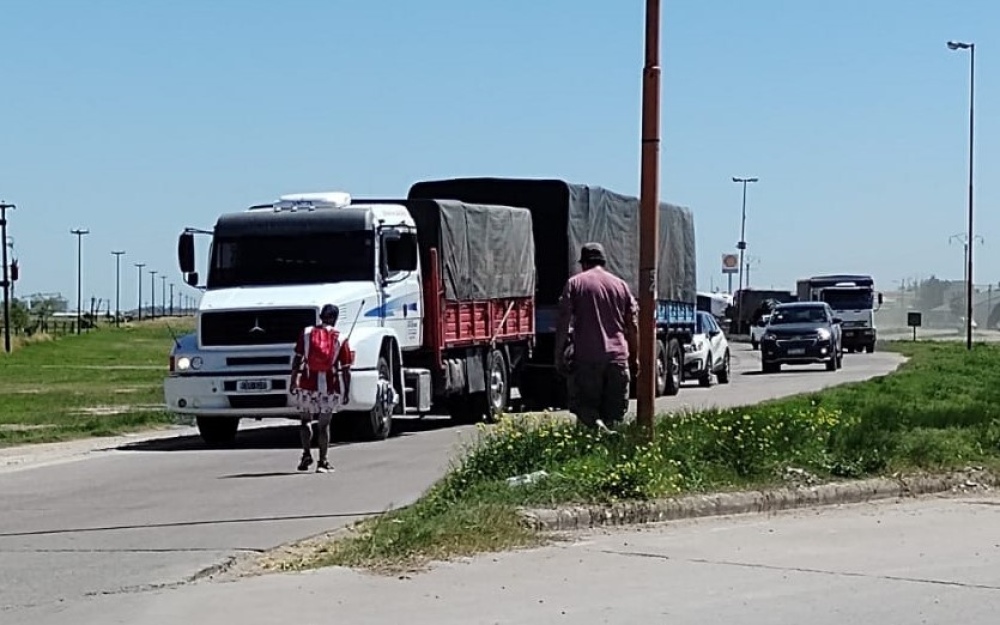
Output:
664,338,682,396
654,340,668,396
353,355,394,441
197,417,239,447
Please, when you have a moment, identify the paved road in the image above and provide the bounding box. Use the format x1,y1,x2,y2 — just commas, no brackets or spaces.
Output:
0,345,903,623
45,491,997,624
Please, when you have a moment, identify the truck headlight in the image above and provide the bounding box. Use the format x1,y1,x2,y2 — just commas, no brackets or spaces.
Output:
174,356,203,371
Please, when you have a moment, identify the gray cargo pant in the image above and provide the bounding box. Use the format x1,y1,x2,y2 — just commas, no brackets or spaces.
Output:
567,360,630,428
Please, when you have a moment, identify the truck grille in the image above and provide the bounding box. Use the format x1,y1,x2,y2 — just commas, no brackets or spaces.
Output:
200,308,317,347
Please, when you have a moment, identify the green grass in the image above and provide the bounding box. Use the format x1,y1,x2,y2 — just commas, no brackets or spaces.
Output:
296,340,1000,572
0,318,193,447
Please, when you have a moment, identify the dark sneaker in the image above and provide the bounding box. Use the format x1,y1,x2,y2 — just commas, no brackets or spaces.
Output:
316,460,333,474
297,455,314,472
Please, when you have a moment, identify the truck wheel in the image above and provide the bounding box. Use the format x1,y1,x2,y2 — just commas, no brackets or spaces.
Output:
196,417,239,447
655,340,668,396
865,343,875,354
762,361,780,374
452,349,510,424
353,355,394,441
716,350,731,384
698,352,714,387
664,338,682,396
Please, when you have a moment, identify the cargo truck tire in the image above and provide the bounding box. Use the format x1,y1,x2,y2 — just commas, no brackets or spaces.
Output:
865,343,875,354
450,349,509,424
352,355,394,441
664,338,682,396
197,417,239,447
655,340,668,396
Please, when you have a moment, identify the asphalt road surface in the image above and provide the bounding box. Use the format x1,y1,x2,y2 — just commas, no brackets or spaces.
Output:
0,345,904,623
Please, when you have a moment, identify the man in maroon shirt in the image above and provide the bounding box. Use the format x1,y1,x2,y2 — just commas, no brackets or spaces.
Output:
554,243,639,431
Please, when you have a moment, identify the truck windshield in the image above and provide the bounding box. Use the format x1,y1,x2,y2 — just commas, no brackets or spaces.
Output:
207,232,374,288
820,289,873,310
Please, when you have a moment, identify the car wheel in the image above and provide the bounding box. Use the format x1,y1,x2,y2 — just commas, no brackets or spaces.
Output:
716,349,731,384
762,361,780,374
698,352,714,387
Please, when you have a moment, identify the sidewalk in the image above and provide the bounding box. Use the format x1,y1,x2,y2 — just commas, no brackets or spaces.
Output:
13,491,1000,625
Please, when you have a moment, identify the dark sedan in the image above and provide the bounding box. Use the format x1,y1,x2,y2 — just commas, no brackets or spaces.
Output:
760,302,843,373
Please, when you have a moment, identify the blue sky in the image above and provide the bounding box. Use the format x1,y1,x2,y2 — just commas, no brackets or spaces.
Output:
0,0,996,308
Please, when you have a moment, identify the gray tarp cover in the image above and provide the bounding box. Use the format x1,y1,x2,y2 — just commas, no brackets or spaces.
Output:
407,178,697,306
406,199,536,301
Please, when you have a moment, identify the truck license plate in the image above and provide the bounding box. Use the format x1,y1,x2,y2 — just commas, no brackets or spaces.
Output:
236,379,271,393
788,348,806,356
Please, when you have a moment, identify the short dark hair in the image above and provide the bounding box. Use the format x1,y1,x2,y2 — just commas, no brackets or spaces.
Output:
319,303,340,323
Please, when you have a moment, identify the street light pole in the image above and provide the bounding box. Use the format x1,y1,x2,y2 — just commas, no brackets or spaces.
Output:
948,40,975,350
135,263,145,322
169,283,175,316
732,177,759,333
71,228,90,335
160,275,167,317
0,202,15,353
111,251,125,328
949,232,982,330
149,270,158,320
636,0,662,441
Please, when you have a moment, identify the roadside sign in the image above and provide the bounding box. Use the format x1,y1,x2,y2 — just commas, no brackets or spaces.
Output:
722,253,739,274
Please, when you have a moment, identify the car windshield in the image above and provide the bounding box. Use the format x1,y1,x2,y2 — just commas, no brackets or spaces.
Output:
770,307,827,325
821,288,873,310
207,232,375,288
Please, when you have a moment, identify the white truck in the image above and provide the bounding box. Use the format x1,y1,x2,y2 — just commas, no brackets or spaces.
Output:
796,274,883,353
165,192,536,445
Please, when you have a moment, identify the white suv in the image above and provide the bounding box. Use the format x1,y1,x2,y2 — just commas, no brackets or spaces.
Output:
684,311,732,387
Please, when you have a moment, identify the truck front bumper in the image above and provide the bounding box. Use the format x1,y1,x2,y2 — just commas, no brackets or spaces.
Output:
163,370,381,418
841,327,876,347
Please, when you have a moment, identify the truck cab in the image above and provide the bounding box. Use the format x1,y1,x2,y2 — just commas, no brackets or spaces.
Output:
165,192,535,446
796,274,883,353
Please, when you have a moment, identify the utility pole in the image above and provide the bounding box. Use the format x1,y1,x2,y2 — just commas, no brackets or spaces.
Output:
111,251,125,328
169,283,175,316
71,228,90,335
149,270,158,320
732,177,759,334
635,0,661,441
0,202,15,353
160,275,167,317
135,263,146,321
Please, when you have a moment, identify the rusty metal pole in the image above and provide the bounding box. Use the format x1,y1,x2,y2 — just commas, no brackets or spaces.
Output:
636,0,661,441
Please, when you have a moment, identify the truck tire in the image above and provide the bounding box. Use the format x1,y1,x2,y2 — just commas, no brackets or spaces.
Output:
664,338,682,396
197,416,239,447
762,361,780,374
655,340,668,396
865,343,875,354
452,348,510,424
352,355,394,441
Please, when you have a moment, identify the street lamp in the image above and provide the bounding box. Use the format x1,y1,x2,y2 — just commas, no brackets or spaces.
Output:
70,228,90,335
732,176,759,332
149,270,158,319
135,263,146,322
111,251,125,328
947,39,975,350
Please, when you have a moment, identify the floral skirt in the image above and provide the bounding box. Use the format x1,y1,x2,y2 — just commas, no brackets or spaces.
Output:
291,388,342,417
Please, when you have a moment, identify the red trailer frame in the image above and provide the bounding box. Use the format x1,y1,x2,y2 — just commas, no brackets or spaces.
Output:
423,248,534,369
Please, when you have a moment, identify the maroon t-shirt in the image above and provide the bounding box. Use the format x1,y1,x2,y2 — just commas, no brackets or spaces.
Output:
556,267,638,365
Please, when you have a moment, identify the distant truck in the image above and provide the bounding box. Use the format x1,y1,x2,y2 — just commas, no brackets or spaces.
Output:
796,274,883,353
407,177,698,407
165,192,536,445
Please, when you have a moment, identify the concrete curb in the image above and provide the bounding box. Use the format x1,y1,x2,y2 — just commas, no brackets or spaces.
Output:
517,469,999,532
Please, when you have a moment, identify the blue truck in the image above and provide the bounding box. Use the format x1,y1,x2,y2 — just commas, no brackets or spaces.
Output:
407,177,697,408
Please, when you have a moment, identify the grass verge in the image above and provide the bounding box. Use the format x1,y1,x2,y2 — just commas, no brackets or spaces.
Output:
0,319,192,447
265,340,1000,573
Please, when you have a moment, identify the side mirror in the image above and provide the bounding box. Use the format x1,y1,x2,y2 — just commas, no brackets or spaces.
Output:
186,272,199,287
832,317,843,324
178,232,195,274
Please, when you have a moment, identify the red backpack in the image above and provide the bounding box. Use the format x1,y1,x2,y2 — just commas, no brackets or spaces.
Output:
305,325,338,373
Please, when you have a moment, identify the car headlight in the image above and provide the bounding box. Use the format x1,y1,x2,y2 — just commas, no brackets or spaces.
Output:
816,328,831,340
763,333,777,342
